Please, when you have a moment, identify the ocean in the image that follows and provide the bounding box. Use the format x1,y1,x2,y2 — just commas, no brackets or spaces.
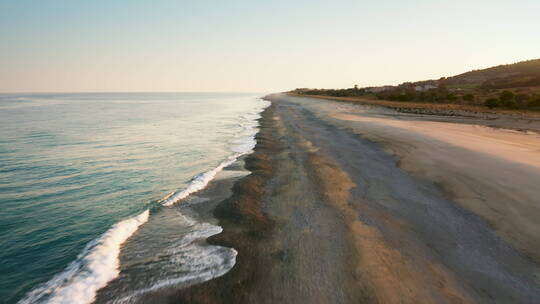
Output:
0,92,269,304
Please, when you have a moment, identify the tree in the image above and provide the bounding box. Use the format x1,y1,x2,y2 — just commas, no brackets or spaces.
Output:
515,94,530,108
504,99,518,109
498,90,517,108
499,90,514,103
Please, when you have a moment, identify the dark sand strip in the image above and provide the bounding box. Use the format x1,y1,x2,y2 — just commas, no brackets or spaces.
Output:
173,103,368,303
171,105,279,303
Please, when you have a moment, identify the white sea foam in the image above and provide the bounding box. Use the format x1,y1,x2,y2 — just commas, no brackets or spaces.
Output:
19,210,150,304
161,99,269,207
161,155,241,207
230,115,260,153
109,215,237,304
157,191,175,203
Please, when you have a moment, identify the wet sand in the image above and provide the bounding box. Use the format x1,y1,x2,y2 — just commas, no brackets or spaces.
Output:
172,94,540,303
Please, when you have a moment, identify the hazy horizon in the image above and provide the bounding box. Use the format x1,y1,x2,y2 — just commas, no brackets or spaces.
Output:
1,0,539,93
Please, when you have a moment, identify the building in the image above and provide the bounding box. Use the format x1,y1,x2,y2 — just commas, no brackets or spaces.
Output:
414,84,437,92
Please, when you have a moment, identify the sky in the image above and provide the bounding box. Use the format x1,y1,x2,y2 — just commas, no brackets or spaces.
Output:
0,0,539,93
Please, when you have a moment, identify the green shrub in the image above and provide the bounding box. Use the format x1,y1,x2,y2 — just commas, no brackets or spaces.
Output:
528,97,540,108
499,90,514,103
397,94,409,101
484,98,500,109
503,99,518,109
515,94,530,108
462,94,475,102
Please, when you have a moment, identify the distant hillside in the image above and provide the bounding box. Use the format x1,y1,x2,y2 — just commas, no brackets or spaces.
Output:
446,59,540,89
291,58,540,110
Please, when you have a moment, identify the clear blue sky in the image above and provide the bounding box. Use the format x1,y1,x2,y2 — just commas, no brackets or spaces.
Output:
1,0,539,92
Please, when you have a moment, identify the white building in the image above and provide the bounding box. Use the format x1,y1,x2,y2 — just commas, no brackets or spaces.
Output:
414,84,437,92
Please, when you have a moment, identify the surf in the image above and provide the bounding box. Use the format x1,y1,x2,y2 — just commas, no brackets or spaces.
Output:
161,100,268,207
11,95,269,303
18,210,149,304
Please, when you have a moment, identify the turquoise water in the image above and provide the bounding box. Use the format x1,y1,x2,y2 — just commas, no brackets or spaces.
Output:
0,93,267,303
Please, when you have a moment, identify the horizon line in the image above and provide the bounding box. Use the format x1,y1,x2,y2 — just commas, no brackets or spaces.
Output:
0,90,276,95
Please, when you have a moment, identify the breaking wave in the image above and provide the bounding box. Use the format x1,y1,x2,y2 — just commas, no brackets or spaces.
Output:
161,99,268,207
161,155,241,207
19,210,150,304
107,213,237,304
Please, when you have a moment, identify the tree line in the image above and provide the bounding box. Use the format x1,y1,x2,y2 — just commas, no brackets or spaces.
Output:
292,86,540,111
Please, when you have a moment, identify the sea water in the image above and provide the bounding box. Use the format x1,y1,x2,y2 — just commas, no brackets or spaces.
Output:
0,92,268,303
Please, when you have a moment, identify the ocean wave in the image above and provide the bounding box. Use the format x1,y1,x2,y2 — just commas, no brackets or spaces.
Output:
160,154,241,207
10,95,270,304
161,99,269,207
230,113,261,153
19,210,150,304
107,214,237,304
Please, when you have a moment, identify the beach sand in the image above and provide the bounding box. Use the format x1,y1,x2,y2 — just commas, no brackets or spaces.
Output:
171,94,540,303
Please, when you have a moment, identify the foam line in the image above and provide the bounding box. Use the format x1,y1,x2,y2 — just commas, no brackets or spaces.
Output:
107,218,237,303
161,155,241,207
161,99,269,207
19,210,150,304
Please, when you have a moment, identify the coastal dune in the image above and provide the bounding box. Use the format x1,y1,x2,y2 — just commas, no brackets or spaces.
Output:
173,94,540,303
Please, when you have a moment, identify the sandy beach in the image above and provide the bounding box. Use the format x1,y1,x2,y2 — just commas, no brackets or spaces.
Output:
172,94,540,303
4,2,540,303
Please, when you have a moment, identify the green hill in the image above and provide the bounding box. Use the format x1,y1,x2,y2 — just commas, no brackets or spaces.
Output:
446,59,540,89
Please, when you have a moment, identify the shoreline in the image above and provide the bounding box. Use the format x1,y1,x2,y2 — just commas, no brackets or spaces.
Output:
172,94,540,303
171,104,278,303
